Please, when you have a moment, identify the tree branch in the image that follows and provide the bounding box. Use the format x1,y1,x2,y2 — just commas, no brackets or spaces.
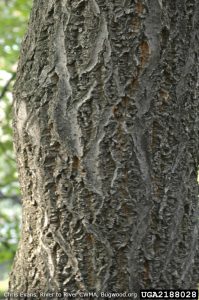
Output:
0,190,21,205
0,73,16,100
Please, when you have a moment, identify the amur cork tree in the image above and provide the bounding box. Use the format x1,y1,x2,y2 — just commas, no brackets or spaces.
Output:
9,0,199,297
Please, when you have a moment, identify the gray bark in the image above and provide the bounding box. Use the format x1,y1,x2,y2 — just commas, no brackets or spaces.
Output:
9,0,199,297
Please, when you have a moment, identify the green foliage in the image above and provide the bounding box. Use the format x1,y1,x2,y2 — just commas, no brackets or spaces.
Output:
0,0,32,194
0,79,19,195
0,0,32,284
0,278,8,298
0,200,21,263
0,0,32,71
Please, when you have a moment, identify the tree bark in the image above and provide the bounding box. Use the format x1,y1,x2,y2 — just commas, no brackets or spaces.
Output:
9,0,199,297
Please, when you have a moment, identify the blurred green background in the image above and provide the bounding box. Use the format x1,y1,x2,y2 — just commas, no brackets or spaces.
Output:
0,0,32,296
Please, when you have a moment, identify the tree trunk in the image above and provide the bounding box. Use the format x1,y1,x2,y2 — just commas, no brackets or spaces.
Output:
9,0,199,297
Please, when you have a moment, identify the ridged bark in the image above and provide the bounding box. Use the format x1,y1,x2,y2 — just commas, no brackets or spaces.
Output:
9,0,199,298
